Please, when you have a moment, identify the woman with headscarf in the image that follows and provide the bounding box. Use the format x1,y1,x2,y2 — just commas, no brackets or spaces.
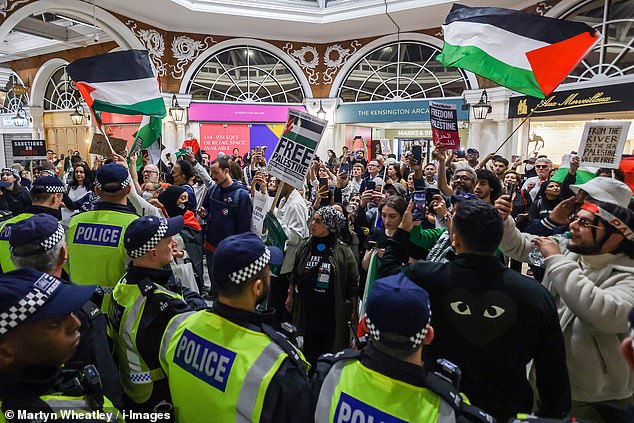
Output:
286,205,359,365
0,167,31,215
158,185,204,293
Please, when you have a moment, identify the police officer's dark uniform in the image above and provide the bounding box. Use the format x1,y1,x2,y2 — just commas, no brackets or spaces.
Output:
159,233,312,422
109,215,202,415
8,214,124,408
312,274,495,423
0,175,66,273
0,268,123,422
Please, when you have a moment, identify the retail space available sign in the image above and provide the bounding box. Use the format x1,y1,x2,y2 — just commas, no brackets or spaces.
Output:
429,102,460,150
336,98,468,124
199,124,250,158
577,121,631,168
267,109,327,190
11,140,46,159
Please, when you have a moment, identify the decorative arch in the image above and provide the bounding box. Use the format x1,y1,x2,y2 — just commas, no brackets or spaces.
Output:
547,0,634,85
329,33,478,100
1,71,29,114
30,58,69,109
179,38,313,101
0,0,143,52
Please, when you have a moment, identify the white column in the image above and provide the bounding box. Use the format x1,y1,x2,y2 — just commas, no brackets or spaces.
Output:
30,107,44,140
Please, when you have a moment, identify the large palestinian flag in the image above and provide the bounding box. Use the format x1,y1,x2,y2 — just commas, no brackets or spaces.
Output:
66,50,166,118
437,4,600,99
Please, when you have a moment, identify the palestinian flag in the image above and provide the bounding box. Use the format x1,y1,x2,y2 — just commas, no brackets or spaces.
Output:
66,50,166,118
131,116,162,171
176,138,203,163
437,4,600,98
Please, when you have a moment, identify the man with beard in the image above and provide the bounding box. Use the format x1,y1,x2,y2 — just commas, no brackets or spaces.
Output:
496,198,634,422
159,233,312,422
436,148,476,197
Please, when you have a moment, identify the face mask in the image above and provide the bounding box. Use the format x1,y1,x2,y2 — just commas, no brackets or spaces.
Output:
177,203,187,210
142,191,153,201
525,164,535,171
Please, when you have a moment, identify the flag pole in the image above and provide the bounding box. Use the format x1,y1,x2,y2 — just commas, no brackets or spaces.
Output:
97,126,116,156
493,100,545,155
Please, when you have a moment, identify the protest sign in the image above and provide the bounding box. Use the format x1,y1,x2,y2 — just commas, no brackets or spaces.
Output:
267,109,327,190
577,121,631,168
264,211,288,277
251,191,274,237
379,139,392,155
12,140,46,159
429,101,460,150
90,133,128,158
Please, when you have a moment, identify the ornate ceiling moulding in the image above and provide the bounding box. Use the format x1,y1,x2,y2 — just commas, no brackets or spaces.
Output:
171,35,215,80
323,41,361,85
127,20,167,77
1,0,32,18
282,42,320,85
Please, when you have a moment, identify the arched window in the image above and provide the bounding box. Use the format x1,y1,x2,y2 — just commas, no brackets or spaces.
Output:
1,73,29,114
43,66,83,111
561,0,634,83
187,46,305,103
337,41,471,102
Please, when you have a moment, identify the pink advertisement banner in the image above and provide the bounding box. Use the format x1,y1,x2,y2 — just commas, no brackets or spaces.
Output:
189,103,305,123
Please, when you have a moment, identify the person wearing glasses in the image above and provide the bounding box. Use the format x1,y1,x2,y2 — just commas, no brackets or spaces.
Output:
521,157,552,201
496,187,634,422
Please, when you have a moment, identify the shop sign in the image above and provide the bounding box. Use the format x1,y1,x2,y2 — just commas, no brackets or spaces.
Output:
336,98,468,124
189,103,305,123
11,139,46,158
509,82,634,118
2,116,30,127
199,124,250,158
577,121,631,169
396,129,432,138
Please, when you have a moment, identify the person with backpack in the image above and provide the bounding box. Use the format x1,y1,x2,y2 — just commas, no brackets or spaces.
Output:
201,156,253,296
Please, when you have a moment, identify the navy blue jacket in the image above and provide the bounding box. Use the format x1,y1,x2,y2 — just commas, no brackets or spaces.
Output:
202,181,252,251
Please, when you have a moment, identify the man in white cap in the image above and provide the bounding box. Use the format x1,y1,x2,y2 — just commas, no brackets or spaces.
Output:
496,193,634,421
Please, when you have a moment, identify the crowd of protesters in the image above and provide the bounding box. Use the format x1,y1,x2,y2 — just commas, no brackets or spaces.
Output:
1,141,634,423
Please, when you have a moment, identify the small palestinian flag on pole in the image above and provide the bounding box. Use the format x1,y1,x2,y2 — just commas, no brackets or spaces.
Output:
437,4,601,99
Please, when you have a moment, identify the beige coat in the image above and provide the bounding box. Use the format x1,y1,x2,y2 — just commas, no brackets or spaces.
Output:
499,217,634,402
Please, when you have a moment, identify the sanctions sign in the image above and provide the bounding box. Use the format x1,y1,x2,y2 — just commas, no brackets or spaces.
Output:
268,109,327,190
429,102,460,150
577,121,631,169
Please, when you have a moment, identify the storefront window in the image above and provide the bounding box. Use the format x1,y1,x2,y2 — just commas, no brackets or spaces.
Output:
187,46,304,103
337,41,471,102
1,73,29,114
563,0,634,83
43,66,83,111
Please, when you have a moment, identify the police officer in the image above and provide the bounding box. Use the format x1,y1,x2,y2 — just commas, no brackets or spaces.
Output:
66,162,138,304
0,268,123,421
109,215,201,415
8,213,124,408
312,273,495,423
0,175,66,272
159,232,312,422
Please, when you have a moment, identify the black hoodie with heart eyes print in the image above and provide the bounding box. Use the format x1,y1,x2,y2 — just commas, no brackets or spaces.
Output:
379,227,571,423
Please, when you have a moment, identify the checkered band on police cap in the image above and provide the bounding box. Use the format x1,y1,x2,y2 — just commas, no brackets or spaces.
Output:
1,167,20,181
0,289,49,335
228,248,270,285
128,220,168,258
95,175,131,192
44,185,66,193
365,303,431,351
10,222,65,257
